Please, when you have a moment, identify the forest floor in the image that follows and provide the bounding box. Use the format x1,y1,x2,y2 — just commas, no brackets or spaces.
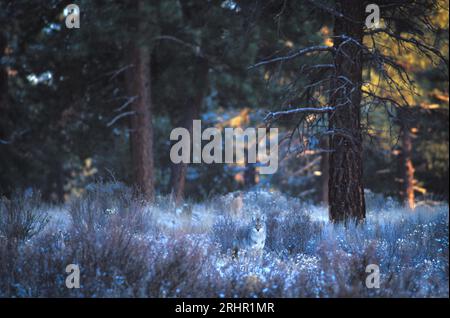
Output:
0,185,448,297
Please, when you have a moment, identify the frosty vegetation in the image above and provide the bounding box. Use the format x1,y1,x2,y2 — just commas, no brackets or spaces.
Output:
0,183,448,297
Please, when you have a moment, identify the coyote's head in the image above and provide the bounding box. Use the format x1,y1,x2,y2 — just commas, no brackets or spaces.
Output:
252,214,266,232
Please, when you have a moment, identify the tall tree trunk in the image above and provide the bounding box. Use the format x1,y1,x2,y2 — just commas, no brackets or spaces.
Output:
398,109,415,209
126,1,155,201
319,139,329,204
0,31,11,195
0,32,8,139
170,57,209,204
328,0,366,223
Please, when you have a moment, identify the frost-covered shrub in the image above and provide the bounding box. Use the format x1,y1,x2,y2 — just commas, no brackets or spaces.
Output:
0,184,448,298
265,208,323,255
0,190,48,243
69,182,148,233
211,215,240,253
0,190,48,296
65,186,151,296
145,233,215,297
7,231,71,297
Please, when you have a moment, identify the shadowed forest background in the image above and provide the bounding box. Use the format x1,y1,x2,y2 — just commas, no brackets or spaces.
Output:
0,0,448,298
0,0,448,206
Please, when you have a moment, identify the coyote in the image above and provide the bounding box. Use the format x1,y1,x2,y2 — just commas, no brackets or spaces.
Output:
232,213,266,258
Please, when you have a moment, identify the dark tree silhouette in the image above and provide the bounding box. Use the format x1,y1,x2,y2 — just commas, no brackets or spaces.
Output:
170,57,209,205
126,1,155,201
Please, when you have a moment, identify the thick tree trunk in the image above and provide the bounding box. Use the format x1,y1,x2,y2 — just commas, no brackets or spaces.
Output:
170,57,209,204
126,2,155,201
328,0,366,223
398,109,415,209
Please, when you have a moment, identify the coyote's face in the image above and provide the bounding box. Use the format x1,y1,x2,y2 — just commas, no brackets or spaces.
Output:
252,214,266,233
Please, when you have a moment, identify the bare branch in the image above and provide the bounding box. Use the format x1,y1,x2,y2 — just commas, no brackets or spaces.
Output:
153,35,203,57
0,129,29,145
264,106,334,123
361,89,403,122
292,156,322,176
305,63,335,71
248,45,334,70
365,28,449,68
362,89,401,107
107,64,134,80
304,0,361,23
114,96,138,112
107,111,136,127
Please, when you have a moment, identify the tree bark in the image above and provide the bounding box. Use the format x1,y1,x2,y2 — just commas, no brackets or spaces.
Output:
0,32,8,139
126,2,155,201
328,0,366,223
170,57,209,204
398,109,415,209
